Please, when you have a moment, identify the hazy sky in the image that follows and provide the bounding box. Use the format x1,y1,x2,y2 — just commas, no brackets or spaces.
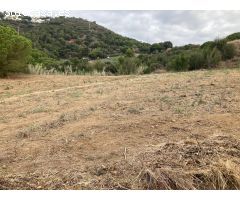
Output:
16,10,240,46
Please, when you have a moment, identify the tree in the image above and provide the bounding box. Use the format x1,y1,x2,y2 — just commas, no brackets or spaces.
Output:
150,43,164,53
163,41,173,49
150,41,173,53
89,48,106,59
125,48,134,57
0,25,32,77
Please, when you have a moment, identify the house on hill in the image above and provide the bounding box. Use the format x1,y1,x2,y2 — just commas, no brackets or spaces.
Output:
3,12,23,21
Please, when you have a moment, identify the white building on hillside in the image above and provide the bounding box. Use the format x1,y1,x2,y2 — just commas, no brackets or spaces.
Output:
31,17,45,23
4,12,22,21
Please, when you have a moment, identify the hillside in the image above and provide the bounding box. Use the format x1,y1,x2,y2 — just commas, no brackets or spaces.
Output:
0,16,150,59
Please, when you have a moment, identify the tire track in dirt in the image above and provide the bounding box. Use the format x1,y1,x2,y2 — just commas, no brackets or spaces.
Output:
0,79,120,103
0,75,156,103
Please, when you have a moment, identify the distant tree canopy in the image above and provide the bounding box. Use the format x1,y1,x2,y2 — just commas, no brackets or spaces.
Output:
150,41,173,53
0,25,32,77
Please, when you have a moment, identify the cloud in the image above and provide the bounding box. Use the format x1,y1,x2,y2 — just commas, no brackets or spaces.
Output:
68,10,240,46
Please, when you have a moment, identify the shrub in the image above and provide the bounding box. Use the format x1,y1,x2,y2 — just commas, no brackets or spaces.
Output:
168,54,189,71
213,38,227,52
42,57,61,71
89,48,106,59
204,47,222,68
117,56,141,75
90,60,105,72
0,25,32,77
28,49,49,65
189,51,205,70
104,62,118,74
202,38,236,62
125,48,135,57
222,43,236,60
69,58,91,73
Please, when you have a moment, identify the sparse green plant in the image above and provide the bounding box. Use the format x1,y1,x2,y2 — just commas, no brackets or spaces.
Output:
70,91,81,98
128,108,140,114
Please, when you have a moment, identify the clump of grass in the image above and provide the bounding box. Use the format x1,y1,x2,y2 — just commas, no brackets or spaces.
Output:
30,106,49,114
137,160,240,190
0,116,8,123
17,113,27,118
28,64,55,75
4,85,13,90
96,89,103,95
89,107,95,112
70,91,81,98
174,107,184,114
127,108,140,114
197,160,240,189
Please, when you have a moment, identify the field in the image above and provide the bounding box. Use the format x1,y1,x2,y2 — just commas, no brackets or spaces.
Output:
0,69,240,189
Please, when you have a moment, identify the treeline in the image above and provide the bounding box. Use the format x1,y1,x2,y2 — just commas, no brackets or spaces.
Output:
143,38,237,72
28,38,237,76
28,41,174,75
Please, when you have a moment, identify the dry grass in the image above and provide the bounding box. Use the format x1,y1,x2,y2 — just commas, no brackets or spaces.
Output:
0,69,240,189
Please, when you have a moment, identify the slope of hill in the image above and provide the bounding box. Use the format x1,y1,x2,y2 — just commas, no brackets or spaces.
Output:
0,16,150,59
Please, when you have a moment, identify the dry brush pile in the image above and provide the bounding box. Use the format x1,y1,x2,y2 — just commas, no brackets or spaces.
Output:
89,134,240,190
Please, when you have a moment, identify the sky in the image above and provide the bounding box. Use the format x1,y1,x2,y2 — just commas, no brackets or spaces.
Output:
11,10,240,46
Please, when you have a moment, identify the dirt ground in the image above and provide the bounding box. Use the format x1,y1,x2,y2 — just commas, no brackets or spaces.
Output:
0,69,240,189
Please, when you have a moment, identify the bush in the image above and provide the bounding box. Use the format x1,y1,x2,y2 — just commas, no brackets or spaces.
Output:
204,47,222,68
125,48,134,57
89,48,107,59
189,51,205,70
90,60,105,72
222,44,236,60
213,38,227,52
117,56,141,75
104,62,118,74
28,49,49,65
69,58,91,73
42,57,62,71
202,38,236,62
0,25,32,77
168,54,189,71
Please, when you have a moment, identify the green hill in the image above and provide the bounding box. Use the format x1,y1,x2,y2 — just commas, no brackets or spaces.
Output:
0,15,150,59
